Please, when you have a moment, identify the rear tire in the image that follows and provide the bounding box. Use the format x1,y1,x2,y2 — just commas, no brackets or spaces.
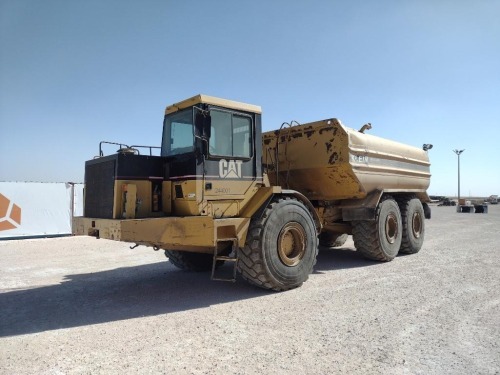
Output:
319,232,348,248
165,250,223,272
398,197,425,254
238,197,318,291
352,196,402,261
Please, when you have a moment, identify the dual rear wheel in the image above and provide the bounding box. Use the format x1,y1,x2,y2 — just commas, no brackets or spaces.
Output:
352,195,425,261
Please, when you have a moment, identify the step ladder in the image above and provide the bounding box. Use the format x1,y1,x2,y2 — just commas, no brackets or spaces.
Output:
211,238,239,282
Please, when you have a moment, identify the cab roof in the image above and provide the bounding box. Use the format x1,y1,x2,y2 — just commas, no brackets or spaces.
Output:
165,94,262,115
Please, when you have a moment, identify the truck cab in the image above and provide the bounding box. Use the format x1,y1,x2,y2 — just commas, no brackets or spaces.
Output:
160,95,264,218
76,96,276,255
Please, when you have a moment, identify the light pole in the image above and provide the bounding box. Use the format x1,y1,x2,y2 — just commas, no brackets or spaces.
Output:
453,149,464,207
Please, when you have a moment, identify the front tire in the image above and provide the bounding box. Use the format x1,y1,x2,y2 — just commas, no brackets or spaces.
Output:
238,197,318,291
353,196,402,261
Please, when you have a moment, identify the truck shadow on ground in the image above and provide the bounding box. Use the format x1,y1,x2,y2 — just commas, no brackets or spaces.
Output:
314,246,380,273
0,262,267,337
0,247,375,338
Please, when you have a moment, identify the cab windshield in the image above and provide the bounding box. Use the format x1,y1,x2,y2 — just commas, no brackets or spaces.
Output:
161,108,194,156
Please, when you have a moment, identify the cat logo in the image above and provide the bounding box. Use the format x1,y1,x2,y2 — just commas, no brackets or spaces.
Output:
219,159,243,179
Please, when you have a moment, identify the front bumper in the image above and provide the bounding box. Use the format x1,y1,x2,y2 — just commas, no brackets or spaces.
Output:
73,216,250,253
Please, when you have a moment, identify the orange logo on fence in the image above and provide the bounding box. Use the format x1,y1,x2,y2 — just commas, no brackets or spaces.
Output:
0,193,22,231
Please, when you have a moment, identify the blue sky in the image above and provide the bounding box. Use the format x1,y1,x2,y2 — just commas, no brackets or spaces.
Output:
1,0,499,197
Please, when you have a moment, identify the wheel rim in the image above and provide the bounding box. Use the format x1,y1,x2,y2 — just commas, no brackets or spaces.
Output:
412,212,422,238
385,213,399,244
278,222,306,266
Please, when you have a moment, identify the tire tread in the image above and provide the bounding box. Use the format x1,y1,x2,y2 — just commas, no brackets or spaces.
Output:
352,195,400,262
237,197,318,291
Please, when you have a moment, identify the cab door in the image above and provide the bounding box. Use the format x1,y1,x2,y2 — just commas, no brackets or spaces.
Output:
202,108,257,217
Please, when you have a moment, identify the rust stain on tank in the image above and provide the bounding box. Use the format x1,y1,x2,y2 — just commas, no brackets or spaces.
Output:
305,130,315,138
320,127,338,136
328,152,339,164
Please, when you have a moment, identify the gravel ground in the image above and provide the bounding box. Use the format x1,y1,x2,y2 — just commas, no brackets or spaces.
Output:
1,205,499,374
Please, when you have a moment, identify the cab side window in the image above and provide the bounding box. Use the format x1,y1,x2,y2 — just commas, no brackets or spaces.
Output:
209,110,252,158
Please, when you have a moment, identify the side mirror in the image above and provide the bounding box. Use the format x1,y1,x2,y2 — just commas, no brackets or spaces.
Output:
204,115,211,138
194,111,211,138
195,112,204,137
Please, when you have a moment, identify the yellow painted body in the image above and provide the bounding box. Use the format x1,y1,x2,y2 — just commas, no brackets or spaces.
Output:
106,178,264,219
73,216,251,253
73,185,282,252
108,180,168,219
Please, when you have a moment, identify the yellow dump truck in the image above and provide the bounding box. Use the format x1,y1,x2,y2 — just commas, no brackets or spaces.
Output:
73,95,431,291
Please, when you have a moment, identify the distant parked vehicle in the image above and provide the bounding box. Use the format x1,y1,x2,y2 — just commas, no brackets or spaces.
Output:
438,198,456,206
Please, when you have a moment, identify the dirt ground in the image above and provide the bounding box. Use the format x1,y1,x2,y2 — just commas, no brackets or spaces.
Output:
1,205,499,374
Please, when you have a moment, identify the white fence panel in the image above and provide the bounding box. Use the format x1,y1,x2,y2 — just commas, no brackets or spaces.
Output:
0,182,83,239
